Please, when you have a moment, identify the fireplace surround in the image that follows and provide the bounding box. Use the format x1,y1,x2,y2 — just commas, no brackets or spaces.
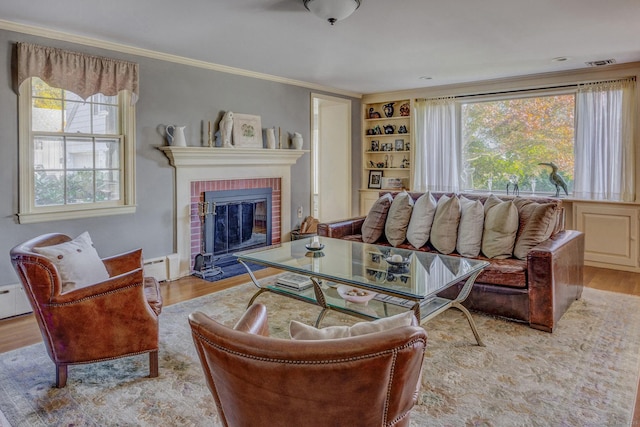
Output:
160,146,305,278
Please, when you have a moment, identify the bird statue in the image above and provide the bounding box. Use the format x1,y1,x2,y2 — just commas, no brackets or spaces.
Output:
539,162,568,197
219,111,234,147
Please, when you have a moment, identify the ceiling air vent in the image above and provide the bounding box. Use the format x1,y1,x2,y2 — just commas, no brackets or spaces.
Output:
585,59,616,67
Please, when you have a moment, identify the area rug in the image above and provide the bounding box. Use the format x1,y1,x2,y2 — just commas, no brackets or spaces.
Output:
0,282,639,426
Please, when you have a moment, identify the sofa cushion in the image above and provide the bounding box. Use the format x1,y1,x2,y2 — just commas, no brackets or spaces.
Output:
482,195,519,259
512,198,559,260
476,258,528,288
385,192,414,247
361,193,393,243
430,194,461,255
33,231,110,292
289,310,416,340
406,192,437,249
457,196,484,257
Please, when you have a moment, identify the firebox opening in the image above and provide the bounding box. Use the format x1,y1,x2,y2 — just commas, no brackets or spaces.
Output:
203,188,273,266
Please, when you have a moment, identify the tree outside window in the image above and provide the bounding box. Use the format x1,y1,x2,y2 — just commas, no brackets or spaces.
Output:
461,94,575,194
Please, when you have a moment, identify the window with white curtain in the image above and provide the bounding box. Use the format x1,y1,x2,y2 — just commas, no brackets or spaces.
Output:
413,78,636,202
16,43,139,223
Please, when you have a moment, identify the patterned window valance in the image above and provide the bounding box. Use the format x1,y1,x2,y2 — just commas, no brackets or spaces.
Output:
16,42,139,103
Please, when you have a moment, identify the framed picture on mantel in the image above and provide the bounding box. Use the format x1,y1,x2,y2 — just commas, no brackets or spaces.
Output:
233,114,263,148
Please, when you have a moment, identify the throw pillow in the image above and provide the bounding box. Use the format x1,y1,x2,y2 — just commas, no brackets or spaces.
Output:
406,192,437,249
289,310,416,340
456,196,484,257
430,194,461,254
512,199,558,260
33,231,110,292
482,195,519,259
361,193,393,243
385,192,414,247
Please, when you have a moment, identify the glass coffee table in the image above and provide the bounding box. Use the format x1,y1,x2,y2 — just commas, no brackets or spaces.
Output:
236,237,489,346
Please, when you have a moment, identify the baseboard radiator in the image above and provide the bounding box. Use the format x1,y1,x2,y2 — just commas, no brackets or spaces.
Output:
143,253,180,282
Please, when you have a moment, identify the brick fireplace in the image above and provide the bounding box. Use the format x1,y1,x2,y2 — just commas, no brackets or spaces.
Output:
190,178,281,267
160,146,304,278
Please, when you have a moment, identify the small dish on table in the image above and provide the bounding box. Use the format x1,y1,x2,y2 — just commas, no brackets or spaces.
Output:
305,243,325,252
337,285,377,304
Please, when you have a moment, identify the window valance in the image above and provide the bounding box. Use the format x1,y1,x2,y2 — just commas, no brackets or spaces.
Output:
16,42,139,103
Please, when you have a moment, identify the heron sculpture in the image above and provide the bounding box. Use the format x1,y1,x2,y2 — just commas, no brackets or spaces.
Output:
539,162,568,197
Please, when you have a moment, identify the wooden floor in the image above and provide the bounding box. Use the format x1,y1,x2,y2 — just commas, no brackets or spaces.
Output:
1,265,639,422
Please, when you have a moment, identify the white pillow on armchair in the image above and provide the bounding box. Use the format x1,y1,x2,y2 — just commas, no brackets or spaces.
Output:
33,231,110,292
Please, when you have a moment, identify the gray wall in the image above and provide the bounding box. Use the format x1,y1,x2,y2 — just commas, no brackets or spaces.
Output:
0,29,361,285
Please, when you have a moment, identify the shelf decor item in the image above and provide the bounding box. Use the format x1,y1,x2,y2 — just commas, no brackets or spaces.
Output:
368,170,382,189
395,139,405,151
383,102,395,118
368,108,381,119
232,114,263,148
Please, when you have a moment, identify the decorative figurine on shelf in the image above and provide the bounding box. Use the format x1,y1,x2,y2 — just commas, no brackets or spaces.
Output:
220,111,234,147
383,124,395,134
399,103,410,116
368,108,381,119
539,162,569,197
369,160,375,167
401,156,410,169
398,125,408,134
506,175,519,195
372,125,382,135
383,102,395,118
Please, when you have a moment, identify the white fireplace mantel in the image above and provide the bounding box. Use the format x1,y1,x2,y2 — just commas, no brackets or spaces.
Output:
159,146,306,277
159,146,306,168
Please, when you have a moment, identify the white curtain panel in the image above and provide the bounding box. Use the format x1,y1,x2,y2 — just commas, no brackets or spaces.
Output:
413,99,460,192
574,78,636,201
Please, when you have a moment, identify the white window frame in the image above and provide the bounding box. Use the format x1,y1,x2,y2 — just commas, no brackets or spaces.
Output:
18,78,136,224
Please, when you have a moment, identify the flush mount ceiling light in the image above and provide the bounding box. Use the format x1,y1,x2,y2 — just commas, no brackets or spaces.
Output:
303,0,361,25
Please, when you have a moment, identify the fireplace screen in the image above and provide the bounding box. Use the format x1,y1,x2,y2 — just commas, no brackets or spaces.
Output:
203,188,272,259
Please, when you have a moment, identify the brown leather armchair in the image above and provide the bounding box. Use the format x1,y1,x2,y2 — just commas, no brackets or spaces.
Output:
189,304,427,427
10,233,163,388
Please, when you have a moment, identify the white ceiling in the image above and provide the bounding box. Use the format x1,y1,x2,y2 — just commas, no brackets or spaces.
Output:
2,0,640,95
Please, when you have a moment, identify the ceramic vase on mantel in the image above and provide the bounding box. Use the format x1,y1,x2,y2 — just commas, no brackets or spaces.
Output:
266,128,277,149
292,132,303,150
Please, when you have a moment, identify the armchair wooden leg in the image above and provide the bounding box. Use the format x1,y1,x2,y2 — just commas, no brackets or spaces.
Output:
149,350,159,378
56,364,68,388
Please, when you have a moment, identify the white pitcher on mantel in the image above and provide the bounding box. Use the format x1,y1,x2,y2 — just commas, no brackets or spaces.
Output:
166,125,187,147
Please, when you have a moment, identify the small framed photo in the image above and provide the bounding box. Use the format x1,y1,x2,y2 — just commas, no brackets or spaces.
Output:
395,139,405,151
370,140,379,152
368,170,383,189
232,114,263,148
381,142,393,152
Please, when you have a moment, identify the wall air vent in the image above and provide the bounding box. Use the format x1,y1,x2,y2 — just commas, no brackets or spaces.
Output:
585,59,616,67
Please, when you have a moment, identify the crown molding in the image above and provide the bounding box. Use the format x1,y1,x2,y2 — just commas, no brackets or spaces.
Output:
0,19,362,99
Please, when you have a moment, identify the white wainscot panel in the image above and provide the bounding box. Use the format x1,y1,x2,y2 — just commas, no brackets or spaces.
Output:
574,203,639,270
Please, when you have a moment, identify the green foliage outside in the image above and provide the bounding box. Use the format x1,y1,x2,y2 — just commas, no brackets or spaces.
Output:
462,95,575,194
35,170,113,206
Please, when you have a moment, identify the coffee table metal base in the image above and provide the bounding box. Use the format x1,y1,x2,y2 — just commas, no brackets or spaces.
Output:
239,260,485,346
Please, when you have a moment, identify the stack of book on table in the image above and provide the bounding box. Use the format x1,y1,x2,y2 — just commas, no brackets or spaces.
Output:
275,273,313,291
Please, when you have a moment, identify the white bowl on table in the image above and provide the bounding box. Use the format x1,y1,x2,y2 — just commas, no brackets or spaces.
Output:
337,285,377,304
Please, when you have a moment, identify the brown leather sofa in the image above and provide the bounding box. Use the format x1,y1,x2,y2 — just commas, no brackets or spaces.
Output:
189,303,427,427
10,233,163,387
318,192,585,332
